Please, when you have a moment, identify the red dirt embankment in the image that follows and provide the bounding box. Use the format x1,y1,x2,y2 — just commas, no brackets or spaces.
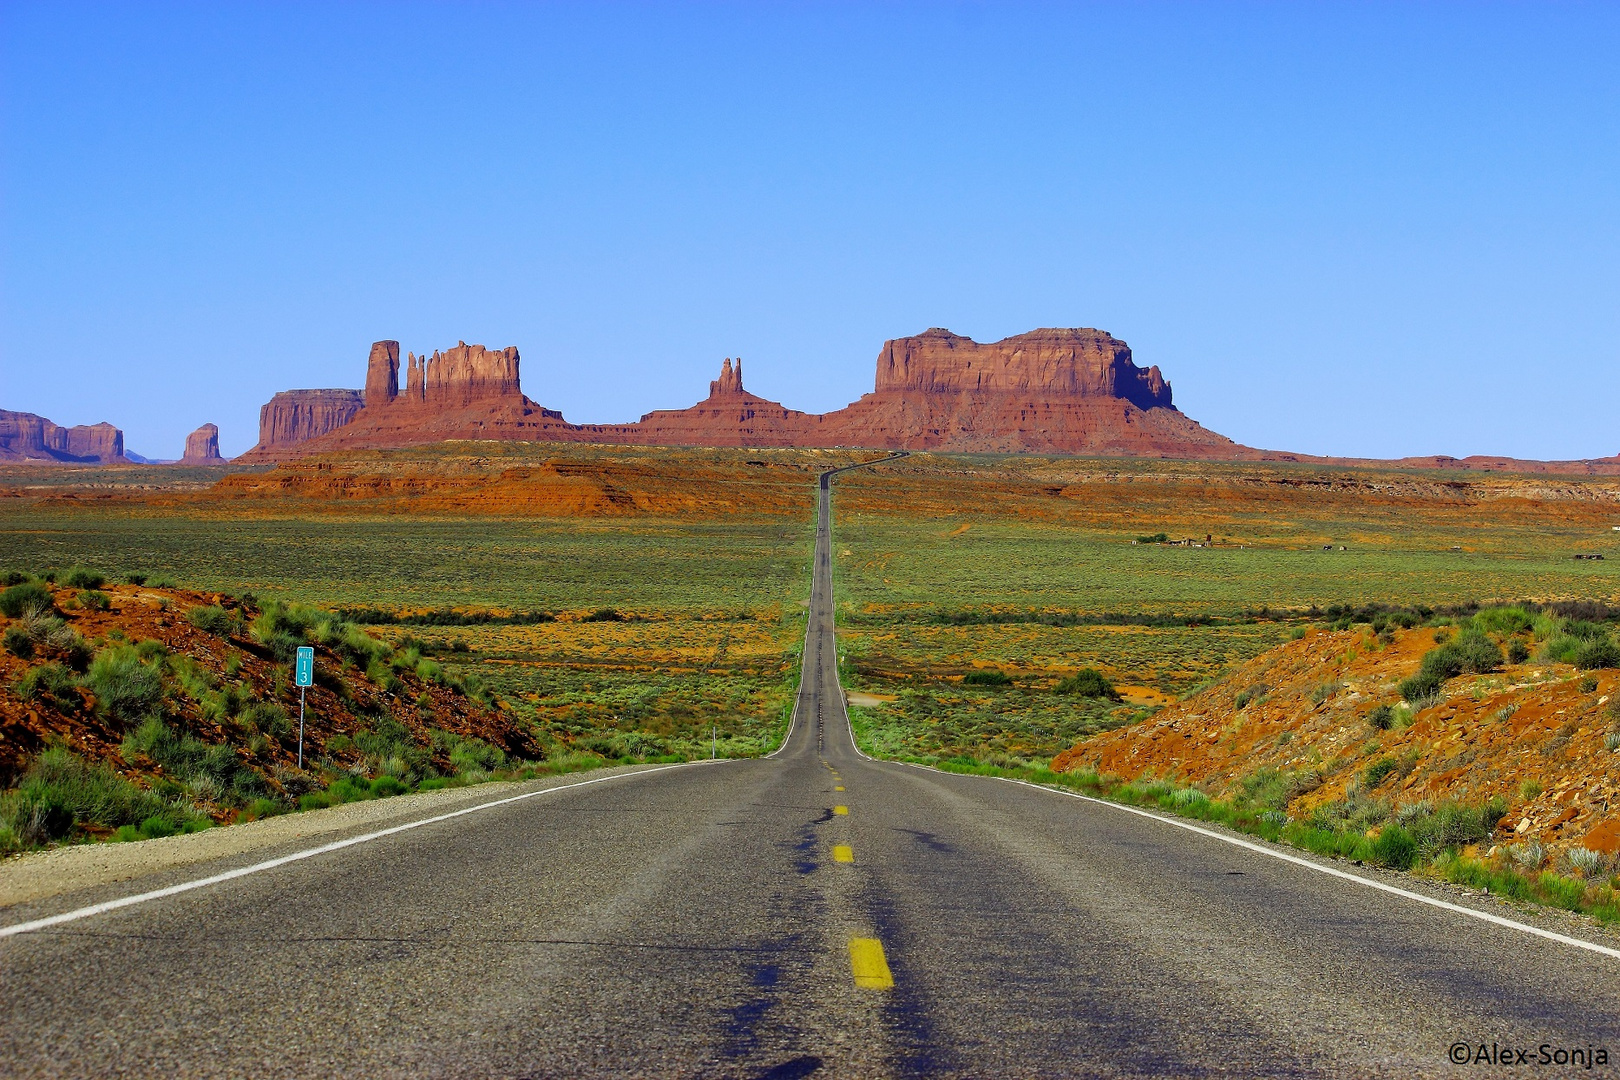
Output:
0,581,535,802
1052,627,1620,856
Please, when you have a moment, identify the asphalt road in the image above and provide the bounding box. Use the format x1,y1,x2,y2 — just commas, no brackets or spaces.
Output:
4,463,1620,1078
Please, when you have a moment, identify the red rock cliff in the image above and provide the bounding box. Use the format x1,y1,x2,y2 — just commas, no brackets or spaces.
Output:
240,389,365,461
0,411,127,463
239,328,1243,460
873,328,1172,411
181,423,225,465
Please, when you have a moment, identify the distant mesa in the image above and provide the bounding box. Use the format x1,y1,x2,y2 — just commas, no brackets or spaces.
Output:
237,326,1241,461
0,410,127,464
181,423,226,465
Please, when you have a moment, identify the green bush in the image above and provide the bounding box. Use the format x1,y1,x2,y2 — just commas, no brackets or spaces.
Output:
4,625,34,659
187,604,245,638
1506,639,1530,664
369,775,408,797
14,661,79,706
0,747,185,850
962,669,1013,687
1362,757,1398,788
62,566,105,589
1574,637,1620,670
123,572,148,586
1399,670,1444,705
1472,606,1534,635
1421,630,1502,680
1371,824,1418,870
0,582,53,618
1366,704,1395,731
83,646,165,725
79,590,110,612
582,608,625,622
241,702,291,738
1054,668,1120,700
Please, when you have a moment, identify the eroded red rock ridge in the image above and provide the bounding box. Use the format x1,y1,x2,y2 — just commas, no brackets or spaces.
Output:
240,327,1244,460
0,411,127,464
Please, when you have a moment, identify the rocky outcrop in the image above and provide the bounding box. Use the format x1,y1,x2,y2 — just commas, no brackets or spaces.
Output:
181,424,225,465
237,389,364,461
364,341,400,409
0,411,126,463
812,328,1233,456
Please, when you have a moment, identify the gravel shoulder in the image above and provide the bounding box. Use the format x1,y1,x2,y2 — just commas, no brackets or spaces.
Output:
0,762,679,910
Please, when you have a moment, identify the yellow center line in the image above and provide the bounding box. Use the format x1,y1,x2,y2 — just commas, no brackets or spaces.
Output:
834,785,845,791
834,805,848,815
849,938,894,989
833,844,854,863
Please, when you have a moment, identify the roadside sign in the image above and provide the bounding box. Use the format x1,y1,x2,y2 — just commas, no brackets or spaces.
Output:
295,646,314,688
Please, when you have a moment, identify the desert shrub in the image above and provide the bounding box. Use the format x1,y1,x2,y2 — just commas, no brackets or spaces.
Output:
4,626,34,660
1407,798,1506,860
187,604,245,638
1574,637,1620,670
0,571,28,587
1566,847,1606,877
325,733,354,755
1506,639,1530,664
1366,704,1395,731
433,730,507,774
1473,606,1534,636
0,582,53,618
241,701,291,738
369,775,409,797
0,747,183,849
61,566,105,589
355,717,431,776
1423,630,1502,680
1371,824,1418,870
962,669,1013,687
1399,671,1445,705
14,661,79,706
1054,668,1120,700
333,624,390,667
582,608,625,622
79,590,110,612
122,717,255,799
1363,757,1399,788
123,572,148,586
1134,532,1169,544
1580,675,1601,693
1308,681,1342,705
82,646,166,725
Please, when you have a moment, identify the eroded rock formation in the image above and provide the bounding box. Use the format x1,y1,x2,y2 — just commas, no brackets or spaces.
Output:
239,328,1240,460
181,423,225,465
240,389,364,460
0,411,127,463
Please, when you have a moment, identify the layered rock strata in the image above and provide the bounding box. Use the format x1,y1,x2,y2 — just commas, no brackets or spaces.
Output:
243,328,1238,461
181,423,225,465
0,411,127,463
242,390,365,460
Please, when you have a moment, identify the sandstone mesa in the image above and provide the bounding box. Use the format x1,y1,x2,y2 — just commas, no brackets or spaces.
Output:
235,328,1242,463
0,410,127,464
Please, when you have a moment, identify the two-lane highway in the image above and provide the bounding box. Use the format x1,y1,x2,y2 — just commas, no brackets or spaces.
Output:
4,464,1620,1077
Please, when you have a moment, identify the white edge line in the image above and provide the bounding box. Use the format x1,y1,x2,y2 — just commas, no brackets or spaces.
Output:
889,759,1620,963
0,761,712,940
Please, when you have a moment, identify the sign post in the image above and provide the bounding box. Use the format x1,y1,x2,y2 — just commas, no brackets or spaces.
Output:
294,646,314,768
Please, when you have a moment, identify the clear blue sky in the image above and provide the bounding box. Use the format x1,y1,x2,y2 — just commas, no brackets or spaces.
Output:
3,2,1616,460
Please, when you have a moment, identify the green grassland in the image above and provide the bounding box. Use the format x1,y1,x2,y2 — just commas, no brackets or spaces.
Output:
0,508,813,761
827,478,1620,766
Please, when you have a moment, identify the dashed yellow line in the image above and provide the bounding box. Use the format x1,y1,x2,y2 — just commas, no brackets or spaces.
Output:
849,938,894,989
833,844,853,863
834,785,844,792
834,805,848,816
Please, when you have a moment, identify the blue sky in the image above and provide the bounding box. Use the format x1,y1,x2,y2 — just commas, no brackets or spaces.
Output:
2,2,1616,460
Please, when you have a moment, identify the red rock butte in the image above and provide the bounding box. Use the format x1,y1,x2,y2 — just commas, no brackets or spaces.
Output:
0,410,126,464
236,327,1246,462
